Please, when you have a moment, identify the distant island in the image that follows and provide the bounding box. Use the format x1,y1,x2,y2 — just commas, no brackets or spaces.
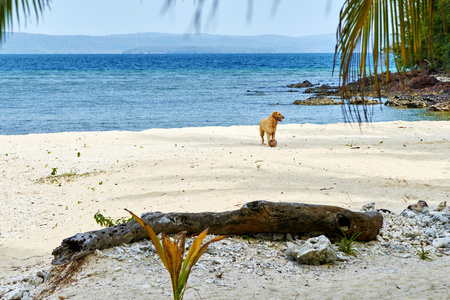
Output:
0,32,336,54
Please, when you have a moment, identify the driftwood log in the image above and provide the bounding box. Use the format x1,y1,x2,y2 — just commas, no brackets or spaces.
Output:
52,201,383,265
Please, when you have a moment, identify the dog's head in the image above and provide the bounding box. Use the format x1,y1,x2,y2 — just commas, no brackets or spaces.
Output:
272,111,285,122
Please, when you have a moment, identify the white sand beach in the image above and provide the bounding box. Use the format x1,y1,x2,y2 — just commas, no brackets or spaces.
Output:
1,121,449,299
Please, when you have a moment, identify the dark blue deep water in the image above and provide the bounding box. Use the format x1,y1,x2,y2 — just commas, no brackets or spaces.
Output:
0,54,446,135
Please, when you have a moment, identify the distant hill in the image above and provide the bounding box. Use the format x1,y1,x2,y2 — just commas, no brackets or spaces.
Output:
0,32,337,54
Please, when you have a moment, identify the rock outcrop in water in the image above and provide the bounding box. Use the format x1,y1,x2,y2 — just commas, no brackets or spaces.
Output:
384,93,450,111
286,80,314,88
288,72,450,111
303,84,339,96
293,96,379,106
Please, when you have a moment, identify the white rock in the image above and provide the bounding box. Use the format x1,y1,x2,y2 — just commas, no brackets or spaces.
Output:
421,216,433,226
424,228,436,238
27,275,44,287
285,235,337,265
4,287,26,300
94,249,104,257
437,214,449,223
401,210,417,218
432,237,450,248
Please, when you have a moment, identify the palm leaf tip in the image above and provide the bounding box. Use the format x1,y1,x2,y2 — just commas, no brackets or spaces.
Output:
124,208,169,270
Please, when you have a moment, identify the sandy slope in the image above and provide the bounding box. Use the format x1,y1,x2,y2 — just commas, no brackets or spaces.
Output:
0,121,449,299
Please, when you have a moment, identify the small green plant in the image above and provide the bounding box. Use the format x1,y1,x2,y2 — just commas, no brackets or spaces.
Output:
416,246,432,260
125,209,226,300
51,168,58,176
337,229,362,256
241,234,254,242
99,181,103,185
47,150,51,154
77,152,81,157
94,211,134,228
5,153,8,157
379,141,384,144
346,143,354,147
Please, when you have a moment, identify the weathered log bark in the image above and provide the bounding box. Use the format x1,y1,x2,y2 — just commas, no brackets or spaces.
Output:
52,201,383,265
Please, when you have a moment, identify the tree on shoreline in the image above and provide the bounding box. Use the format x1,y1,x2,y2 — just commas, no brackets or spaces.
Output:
335,0,448,99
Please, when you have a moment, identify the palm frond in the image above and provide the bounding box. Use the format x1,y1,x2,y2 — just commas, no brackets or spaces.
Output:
0,0,49,41
334,0,443,122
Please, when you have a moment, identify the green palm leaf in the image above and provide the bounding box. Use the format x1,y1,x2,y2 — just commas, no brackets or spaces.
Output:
126,209,226,300
0,0,49,41
335,0,446,121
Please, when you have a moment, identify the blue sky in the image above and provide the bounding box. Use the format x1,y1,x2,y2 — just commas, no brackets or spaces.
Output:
13,0,345,37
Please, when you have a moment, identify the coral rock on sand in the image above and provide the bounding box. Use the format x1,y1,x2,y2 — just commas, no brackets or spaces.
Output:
285,235,337,265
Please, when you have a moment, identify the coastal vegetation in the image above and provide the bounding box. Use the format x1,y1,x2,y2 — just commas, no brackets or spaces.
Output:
416,245,433,260
125,209,226,300
397,0,449,72
335,0,448,93
94,211,134,228
337,229,363,256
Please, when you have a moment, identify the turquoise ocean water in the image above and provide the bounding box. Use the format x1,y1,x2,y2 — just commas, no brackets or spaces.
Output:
0,53,444,135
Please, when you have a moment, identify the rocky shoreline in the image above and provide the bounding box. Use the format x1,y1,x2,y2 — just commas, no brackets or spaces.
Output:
287,73,450,112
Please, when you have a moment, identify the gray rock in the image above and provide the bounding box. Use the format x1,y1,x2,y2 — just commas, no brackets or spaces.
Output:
286,233,294,242
421,216,433,226
273,233,285,241
303,84,339,95
28,275,44,287
36,270,49,283
401,210,417,218
424,228,437,238
21,292,34,300
360,202,376,212
349,97,380,105
285,235,337,265
286,80,313,88
432,237,450,248
384,94,436,108
293,96,342,105
4,288,27,300
206,245,219,255
437,214,449,224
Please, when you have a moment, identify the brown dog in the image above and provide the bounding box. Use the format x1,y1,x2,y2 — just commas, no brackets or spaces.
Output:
259,111,284,146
